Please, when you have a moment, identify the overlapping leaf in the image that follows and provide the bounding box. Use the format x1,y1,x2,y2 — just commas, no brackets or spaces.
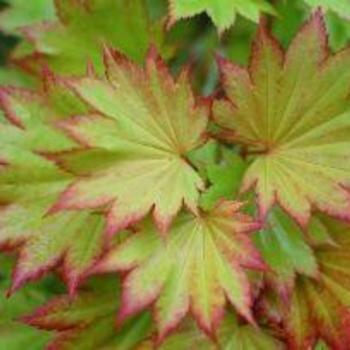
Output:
188,142,247,210
51,47,208,235
200,149,246,210
304,0,350,19
214,12,350,226
93,201,263,339
262,217,350,349
10,0,169,75
155,313,284,350
23,277,153,350
0,256,54,350
256,207,319,298
168,0,276,33
0,0,56,34
0,79,107,294
24,279,284,350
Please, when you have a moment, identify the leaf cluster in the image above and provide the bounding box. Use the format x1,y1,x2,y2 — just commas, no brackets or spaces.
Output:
0,1,350,350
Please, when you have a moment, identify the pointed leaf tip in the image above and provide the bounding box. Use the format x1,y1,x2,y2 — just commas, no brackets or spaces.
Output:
96,202,262,338
214,12,350,225
52,44,207,235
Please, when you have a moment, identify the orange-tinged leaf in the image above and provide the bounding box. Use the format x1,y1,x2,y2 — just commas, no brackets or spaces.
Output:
93,201,263,339
51,47,208,235
214,11,350,226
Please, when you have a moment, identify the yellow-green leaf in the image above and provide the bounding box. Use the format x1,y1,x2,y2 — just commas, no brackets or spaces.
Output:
94,201,263,339
214,12,350,226
51,47,208,235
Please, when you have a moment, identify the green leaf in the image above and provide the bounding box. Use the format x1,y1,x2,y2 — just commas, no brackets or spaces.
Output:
265,217,350,349
214,12,350,226
168,0,276,33
0,66,35,88
12,0,170,75
94,201,263,340
0,0,56,33
315,340,330,350
272,0,306,48
187,139,219,179
304,0,350,19
256,207,318,297
326,12,350,51
24,276,153,350
50,47,208,235
0,256,53,350
200,149,247,210
157,313,283,349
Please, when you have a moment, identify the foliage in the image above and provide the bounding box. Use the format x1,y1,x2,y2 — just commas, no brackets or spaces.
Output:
304,0,350,19
168,0,276,33
0,0,350,349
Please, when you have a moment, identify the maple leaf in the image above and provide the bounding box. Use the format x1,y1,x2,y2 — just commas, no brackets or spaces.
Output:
200,149,247,210
23,277,153,350
153,313,284,349
261,217,350,349
93,201,263,340
0,0,56,34
0,256,52,350
256,206,319,298
188,142,247,210
11,0,170,75
50,47,208,235
214,11,350,226
0,82,107,294
304,0,350,19
168,0,276,33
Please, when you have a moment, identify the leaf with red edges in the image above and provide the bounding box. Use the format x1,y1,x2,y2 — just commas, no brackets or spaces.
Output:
155,313,284,350
168,0,276,33
50,47,208,235
93,201,263,340
256,206,319,299
263,217,350,349
0,86,107,294
304,0,350,19
11,0,171,75
0,0,56,34
214,11,350,226
0,255,53,350
23,277,153,350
